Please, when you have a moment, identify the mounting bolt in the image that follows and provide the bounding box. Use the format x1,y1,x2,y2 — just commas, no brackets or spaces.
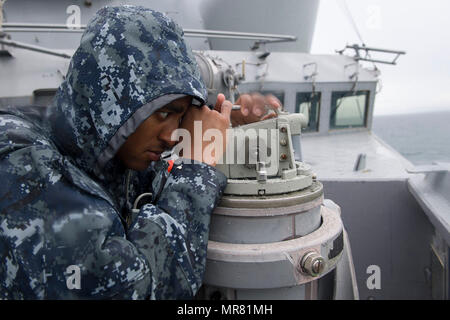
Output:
280,153,287,161
299,251,325,277
280,127,287,133
280,138,287,146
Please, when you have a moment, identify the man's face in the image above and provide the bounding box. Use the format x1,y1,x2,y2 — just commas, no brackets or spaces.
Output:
115,96,192,170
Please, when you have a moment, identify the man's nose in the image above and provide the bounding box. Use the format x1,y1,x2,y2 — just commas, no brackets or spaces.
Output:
158,123,179,148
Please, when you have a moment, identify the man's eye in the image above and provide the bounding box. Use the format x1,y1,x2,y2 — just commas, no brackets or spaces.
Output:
158,111,169,119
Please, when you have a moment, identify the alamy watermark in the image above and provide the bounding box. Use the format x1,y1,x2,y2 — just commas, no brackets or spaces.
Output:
66,265,81,290
66,5,81,29
366,5,382,30
366,264,381,290
171,122,279,171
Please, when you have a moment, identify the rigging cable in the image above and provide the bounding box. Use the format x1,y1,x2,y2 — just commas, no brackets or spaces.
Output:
337,0,382,102
338,0,380,74
338,0,365,45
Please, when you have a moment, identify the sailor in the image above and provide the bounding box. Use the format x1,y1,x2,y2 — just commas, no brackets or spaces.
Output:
0,6,280,299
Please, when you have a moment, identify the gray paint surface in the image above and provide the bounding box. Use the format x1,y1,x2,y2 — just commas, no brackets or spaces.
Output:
408,170,450,245
301,130,442,299
201,0,319,53
322,179,434,299
3,0,319,52
2,0,208,50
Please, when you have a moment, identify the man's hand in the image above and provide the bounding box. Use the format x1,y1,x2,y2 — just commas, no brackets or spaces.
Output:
216,93,282,127
179,93,232,166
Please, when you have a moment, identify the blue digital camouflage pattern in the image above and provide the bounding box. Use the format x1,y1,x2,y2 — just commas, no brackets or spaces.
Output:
0,6,227,299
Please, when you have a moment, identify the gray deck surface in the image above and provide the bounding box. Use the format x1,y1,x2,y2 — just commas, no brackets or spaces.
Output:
302,130,414,180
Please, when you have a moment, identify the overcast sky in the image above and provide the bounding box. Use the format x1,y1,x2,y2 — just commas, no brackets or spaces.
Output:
311,0,450,115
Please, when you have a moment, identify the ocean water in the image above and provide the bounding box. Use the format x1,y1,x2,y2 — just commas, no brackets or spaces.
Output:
372,110,450,165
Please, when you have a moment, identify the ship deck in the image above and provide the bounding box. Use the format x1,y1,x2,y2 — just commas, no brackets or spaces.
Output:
301,130,414,181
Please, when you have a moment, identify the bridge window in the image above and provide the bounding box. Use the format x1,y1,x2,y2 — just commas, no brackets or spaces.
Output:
330,91,369,129
296,92,321,132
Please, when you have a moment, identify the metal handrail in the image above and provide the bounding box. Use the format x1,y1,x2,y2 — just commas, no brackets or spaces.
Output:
2,23,84,29
0,23,297,59
336,44,406,65
2,23,297,43
0,38,72,58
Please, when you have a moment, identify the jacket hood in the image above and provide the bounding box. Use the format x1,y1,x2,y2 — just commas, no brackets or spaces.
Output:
46,5,207,180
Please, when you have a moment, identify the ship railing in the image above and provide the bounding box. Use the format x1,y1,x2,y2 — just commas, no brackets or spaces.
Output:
336,44,406,65
1,22,296,44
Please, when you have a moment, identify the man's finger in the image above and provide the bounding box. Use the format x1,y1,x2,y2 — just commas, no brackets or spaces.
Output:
266,94,281,109
214,93,226,112
265,94,282,110
237,94,252,116
220,100,233,121
250,93,265,117
261,111,277,121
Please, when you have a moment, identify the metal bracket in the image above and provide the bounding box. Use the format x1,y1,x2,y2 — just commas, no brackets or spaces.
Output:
303,62,318,81
337,43,406,65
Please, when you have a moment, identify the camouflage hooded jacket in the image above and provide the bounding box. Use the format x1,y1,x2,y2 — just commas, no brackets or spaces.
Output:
0,6,227,299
